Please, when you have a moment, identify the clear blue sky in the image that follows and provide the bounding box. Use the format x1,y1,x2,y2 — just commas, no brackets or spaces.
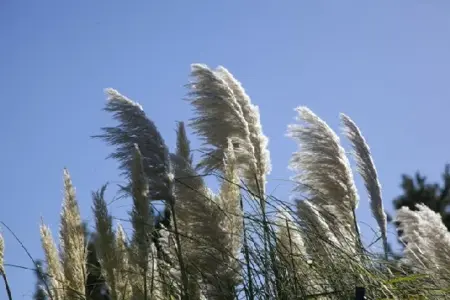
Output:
1,1,450,297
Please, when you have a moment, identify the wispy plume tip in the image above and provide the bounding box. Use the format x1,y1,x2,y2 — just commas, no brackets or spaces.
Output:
103,88,143,110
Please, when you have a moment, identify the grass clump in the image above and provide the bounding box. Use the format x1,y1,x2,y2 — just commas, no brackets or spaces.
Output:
1,64,449,300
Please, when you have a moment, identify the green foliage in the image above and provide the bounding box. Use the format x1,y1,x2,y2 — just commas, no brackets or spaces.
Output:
393,164,450,231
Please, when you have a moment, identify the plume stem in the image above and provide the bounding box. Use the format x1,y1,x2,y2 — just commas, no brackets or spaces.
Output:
1,272,12,300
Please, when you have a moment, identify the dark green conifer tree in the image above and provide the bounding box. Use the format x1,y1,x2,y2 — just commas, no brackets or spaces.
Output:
393,164,450,232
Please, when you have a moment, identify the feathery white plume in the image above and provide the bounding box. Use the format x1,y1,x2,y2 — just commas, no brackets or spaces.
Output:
396,204,450,276
275,207,308,261
114,223,132,300
296,200,339,253
59,168,86,298
187,64,270,197
215,66,271,184
40,224,65,300
287,107,359,247
341,114,388,257
97,88,174,202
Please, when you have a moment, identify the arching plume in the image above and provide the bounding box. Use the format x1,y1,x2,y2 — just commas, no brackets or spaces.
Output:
215,66,271,194
287,107,359,249
341,113,388,257
94,88,174,202
186,64,270,197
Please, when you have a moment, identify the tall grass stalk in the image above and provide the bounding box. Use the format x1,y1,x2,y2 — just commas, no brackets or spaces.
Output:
1,64,448,300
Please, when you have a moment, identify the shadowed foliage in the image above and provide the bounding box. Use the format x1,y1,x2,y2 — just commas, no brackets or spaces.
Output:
393,165,450,232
